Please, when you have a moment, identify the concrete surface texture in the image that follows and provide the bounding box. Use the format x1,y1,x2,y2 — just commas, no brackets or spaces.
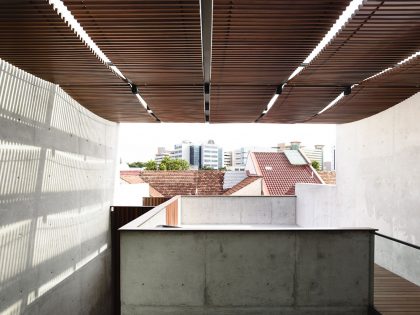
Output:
0,59,118,315
120,230,374,315
296,92,420,286
181,196,296,225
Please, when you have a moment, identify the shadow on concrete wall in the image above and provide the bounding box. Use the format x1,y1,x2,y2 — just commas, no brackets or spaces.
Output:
0,59,117,315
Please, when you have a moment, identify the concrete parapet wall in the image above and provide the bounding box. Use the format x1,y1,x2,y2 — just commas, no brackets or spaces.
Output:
296,92,420,285
180,196,296,225
295,183,337,227
121,230,374,315
0,59,118,315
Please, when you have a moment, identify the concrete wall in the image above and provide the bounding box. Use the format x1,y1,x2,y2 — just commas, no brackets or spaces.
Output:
296,184,337,227
0,59,118,314
296,92,420,285
121,230,374,315
180,196,295,225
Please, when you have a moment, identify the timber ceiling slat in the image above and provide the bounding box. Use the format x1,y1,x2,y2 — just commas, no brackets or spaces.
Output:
140,86,203,122
210,0,349,123
64,0,203,122
311,56,420,123
210,85,275,123
260,86,344,124
290,1,420,87
0,0,153,122
264,0,420,124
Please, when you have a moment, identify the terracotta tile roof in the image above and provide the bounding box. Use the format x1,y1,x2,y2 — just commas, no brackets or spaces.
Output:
251,152,322,195
121,170,226,197
318,171,336,185
223,176,261,195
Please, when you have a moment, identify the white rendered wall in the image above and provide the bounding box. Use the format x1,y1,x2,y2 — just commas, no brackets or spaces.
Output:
0,59,118,315
297,92,420,285
230,178,263,196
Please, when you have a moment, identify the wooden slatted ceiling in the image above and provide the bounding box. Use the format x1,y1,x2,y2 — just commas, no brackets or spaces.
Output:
64,0,204,122
265,0,420,124
310,56,420,123
210,85,275,123
140,86,204,122
210,0,350,123
260,86,343,123
0,0,153,122
290,0,420,87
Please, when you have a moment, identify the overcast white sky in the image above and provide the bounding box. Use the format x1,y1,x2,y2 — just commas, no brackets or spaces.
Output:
118,123,336,163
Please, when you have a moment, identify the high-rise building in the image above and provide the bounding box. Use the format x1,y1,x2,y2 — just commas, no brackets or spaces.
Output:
171,140,192,162
224,151,233,167
189,145,201,169
201,140,223,169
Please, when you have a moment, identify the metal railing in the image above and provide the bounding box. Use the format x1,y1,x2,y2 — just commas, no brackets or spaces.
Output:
375,232,420,250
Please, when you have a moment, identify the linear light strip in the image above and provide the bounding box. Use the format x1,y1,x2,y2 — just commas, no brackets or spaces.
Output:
288,0,364,81
48,0,158,120
257,0,364,121
317,46,420,115
317,51,420,115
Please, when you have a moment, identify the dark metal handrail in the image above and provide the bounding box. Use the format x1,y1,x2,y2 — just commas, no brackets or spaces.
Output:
375,232,420,250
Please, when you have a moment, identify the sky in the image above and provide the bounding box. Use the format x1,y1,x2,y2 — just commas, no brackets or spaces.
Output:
118,123,336,163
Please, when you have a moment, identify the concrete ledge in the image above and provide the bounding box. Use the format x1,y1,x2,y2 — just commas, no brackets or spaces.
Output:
122,305,369,315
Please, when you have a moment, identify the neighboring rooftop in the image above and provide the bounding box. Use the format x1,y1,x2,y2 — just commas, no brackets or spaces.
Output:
248,152,322,195
121,170,225,197
318,171,336,185
223,175,262,195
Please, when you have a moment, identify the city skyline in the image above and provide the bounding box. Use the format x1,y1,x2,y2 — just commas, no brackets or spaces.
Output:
119,123,336,163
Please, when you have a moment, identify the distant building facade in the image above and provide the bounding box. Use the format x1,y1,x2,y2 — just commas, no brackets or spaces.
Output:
171,140,192,162
155,140,223,170
154,147,171,165
201,140,223,169
189,145,201,169
223,151,233,168
302,145,324,170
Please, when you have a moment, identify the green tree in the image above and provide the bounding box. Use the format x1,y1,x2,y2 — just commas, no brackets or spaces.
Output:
158,156,189,170
200,165,214,170
311,160,321,171
144,160,157,170
128,161,145,168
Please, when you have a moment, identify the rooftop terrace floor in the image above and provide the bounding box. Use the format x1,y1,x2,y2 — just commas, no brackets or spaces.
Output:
374,264,420,314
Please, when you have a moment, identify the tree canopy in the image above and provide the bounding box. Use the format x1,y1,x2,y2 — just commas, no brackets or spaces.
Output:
158,156,189,170
143,156,189,170
311,160,321,171
128,161,145,168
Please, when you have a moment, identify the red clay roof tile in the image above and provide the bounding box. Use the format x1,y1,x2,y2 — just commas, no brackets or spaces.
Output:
121,170,225,197
252,152,321,195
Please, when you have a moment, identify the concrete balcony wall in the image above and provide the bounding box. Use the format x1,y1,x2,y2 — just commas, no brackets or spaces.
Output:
120,229,374,315
296,92,420,286
0,59,118,315
180,196,296,225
